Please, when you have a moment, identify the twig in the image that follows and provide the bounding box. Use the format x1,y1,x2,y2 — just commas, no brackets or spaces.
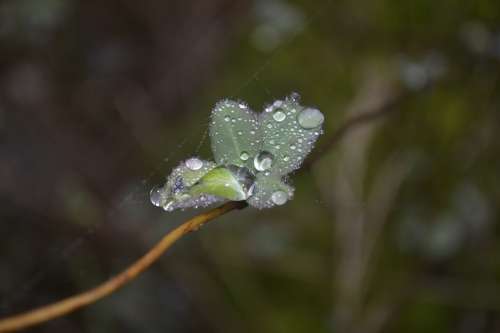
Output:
0,201,247,333
0,86,421,332
304,89,413,169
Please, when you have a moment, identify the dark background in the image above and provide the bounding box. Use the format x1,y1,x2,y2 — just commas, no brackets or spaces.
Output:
1,0,500,332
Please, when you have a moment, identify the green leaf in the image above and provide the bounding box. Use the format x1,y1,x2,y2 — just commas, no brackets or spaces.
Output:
150,158,223,211
258,94,324,176
152,94,325,212
247,173,294,209
190,165,254,201
209,100,260,167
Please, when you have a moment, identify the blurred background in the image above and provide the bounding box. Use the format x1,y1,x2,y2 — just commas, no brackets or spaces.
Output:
1,0,500,332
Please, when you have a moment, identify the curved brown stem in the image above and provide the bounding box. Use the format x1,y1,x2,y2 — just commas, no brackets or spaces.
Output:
0,85,426,332
0,201,246,333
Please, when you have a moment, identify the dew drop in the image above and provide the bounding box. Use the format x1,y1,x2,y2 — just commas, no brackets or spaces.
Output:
254,151,274,171
227,165,256,199
224,115,231,122
149,185,164,207
273,109,286,122
290,145,296,150
289,92,301,102
271,191,288,205
247,183,256,197
297,108,324,129
185,157,203,170
240,151,250,161
283,155,290,162
273,100,284,108
163,200,175,212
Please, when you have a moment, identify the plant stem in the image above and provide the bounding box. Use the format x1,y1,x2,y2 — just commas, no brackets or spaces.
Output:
0,85,426,332
0,201,246,333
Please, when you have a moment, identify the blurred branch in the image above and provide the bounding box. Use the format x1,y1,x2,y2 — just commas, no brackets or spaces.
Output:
0,201,246,332
304,87,418,169
0,85,423,332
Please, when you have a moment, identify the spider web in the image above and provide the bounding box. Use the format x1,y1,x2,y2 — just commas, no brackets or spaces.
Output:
1,0,335,317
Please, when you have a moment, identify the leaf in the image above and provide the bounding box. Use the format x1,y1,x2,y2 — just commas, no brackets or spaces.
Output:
209,100,260,167
151,158,223,211
257,94,324,176
190,165,254,201
246,173,294,209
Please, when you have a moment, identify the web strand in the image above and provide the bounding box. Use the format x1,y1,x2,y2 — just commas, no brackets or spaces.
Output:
3,0,335,315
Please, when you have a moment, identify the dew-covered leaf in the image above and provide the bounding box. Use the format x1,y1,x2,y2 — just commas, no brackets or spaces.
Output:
209,100,260,167
258,94,324,176
246,173,294,209
151,93,325,212
190,165,254,201
150,157,223,211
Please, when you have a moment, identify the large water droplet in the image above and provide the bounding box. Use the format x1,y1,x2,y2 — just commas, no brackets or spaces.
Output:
185,157,203,170
240,151,250,161
254,151,274,171
297,108,324,129
273,109,286,122
271,190,288,205
227,165,256,199
150,185,164,207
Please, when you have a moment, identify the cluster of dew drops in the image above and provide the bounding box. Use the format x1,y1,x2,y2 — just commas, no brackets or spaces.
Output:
150,93,325,211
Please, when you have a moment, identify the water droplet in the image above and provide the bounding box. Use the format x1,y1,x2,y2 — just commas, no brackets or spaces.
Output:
227,165,256,199
149,186,164,207
254,151,274,171
224,115,231,122
247,183,256,197
283,155,290,162
289,92,301,102
163,200,175,212
240,151,250,161
297,108,324,129
271,191,288,205
290,145,296,150
273,109,286,122
273,100,284,108
185,157,203,170
237,131,243,136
